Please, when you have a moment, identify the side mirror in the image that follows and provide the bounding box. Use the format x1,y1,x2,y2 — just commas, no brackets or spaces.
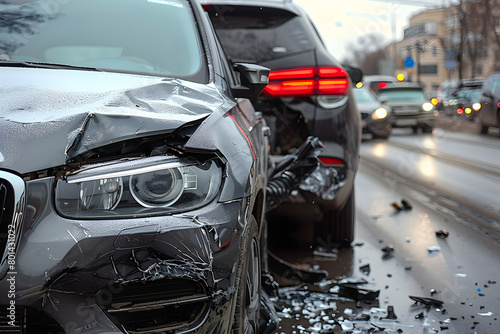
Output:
232,63,270,100
378,96,388,104
342,64,363,86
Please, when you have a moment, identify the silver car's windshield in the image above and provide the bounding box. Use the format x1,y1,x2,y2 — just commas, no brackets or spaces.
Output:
0,0,207,81
378,89,426,102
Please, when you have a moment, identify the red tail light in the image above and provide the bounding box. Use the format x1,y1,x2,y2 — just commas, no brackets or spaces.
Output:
319,157,345,166
378,82,388,89
263,67,350,97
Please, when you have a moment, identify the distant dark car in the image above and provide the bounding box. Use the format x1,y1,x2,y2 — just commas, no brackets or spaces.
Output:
478,73,500,134
205,0,363,247
0,0,276,333
378,83,436,133
445,79,483,119
353,87,392,139
363,75,398,95
436,79,459,111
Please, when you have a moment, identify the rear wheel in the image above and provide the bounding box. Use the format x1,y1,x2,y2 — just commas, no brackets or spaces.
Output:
233,217,260,334
318,189,355,247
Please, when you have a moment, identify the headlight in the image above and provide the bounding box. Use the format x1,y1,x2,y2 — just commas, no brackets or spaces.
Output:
472,103,481,111
422,102,433,112
372,108,388,120
56,156,222,219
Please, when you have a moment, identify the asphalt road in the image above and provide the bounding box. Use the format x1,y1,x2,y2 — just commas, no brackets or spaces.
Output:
268,127,500,334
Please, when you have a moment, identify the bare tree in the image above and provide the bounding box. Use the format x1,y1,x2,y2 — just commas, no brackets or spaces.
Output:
341,32,388,74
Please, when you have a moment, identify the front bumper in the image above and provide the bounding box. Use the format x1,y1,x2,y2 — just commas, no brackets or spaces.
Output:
0,176,246,334
392,114,436,128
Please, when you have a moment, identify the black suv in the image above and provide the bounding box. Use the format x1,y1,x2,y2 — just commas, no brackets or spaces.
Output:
205,0,362,247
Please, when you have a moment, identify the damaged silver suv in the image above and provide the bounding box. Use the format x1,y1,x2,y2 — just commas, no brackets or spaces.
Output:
0,0,274,333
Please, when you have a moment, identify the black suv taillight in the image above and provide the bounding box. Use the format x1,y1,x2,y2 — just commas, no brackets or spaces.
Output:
263,66,350,97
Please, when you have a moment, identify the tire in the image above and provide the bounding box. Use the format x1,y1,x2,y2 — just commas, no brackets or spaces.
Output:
233,216,261,334
480,124,489,134
421,125,433,133
318,189,355,248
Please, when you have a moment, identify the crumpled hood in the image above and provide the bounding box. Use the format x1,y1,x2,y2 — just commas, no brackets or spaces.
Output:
0,67,225,174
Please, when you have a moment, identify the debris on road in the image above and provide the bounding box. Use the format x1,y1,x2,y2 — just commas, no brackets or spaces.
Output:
392,202,403,212
268,251,328,283
391,199,413,212
436,229,450,238
338,285,380,302
427,245,441,253
401,199,413,210
409,295,444,307
359,264,371,276
313,245,339,259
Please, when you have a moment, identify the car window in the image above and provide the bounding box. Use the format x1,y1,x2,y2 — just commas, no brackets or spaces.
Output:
378,89,426,102
0,0,207,81
353,88,379,104
206,5,315,63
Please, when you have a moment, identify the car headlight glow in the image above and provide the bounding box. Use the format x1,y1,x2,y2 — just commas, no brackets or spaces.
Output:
56,156,222,219
472,103,481,111
422,102,433,112
372,108,388,120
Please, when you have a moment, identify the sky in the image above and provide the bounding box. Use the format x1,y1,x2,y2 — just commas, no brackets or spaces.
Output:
292,0,449,62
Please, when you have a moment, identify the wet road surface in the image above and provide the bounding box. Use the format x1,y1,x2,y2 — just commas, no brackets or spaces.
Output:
268,128,500,334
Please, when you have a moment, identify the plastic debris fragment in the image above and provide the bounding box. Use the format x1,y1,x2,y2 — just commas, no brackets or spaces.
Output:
359,264,371,276
454,273,467,278
268,251,328,283
392,202,403,212
478,311,493,316
427,245,441,253
313,246,339,258
430,289,437,296
435,229,449,238
401,199,412,210
386,305,397,319
369,307,414,330
415,311,425,319
381,244,394,253
409,295,444,307
338,285,380,302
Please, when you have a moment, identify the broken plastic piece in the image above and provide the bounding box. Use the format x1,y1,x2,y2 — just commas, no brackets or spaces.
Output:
267,250,328,283
386,305,397,319
401,199,412,210
435,229,449,238
430,289,437,296
369,307,414,330
313,246,339,258
478,311,493,316
392,202,402,212
409,296,444,307
338,285,380,302
382,244,394,253
427,245,441,253
415,311,425,319
359,264,371,276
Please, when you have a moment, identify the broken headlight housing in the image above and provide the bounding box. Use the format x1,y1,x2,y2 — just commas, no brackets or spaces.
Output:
55,156,222,219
